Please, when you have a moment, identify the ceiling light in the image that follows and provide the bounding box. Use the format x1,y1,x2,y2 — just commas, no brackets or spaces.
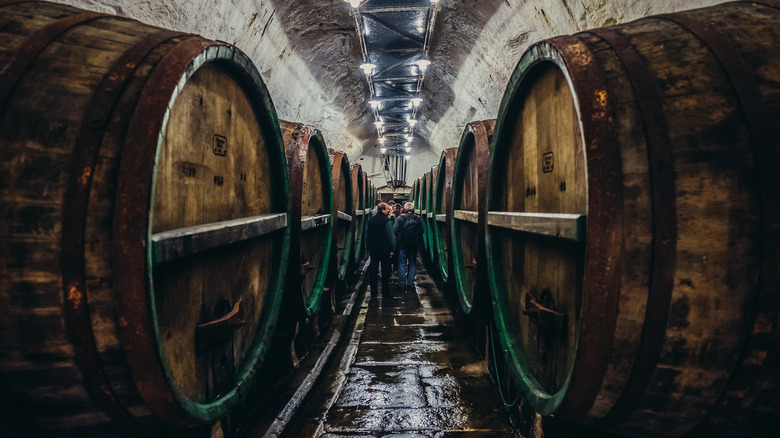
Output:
344,0,362,8
414,59,431,73
360,63,377,76
411,97,423,108
430,0,440,3
404,155,411,160
368,100,380,110
378,137,386,144
409,119,417,127
406,135,414,141
374,121,383,128
380,147,387,154
405,147,411,153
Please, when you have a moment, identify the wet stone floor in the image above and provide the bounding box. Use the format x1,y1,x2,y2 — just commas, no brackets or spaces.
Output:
284,259,517,437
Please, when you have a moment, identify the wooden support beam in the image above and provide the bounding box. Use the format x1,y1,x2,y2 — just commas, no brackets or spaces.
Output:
152,213,287,266
453,210,479,224
487,212,586,242
337,211,353,222
301,214,331,232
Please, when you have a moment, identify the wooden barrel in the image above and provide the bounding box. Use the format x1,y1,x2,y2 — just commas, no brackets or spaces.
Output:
425,165,439,263
419,172,431,253
280,122,334,318
361,172,370,258
484,2,780,437
327,149,354,283
433,148,458,283
0,2,290,434
349,163,365,265
450,120,495,315
410,178,420,212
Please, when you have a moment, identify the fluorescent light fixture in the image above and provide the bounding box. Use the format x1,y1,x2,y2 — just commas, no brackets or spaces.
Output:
414,59,431,73
411,97,423,108
368,100,380,109
360,63,377,76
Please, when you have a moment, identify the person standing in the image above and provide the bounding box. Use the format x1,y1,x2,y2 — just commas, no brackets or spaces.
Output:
394,202,423,290
367,202,395,298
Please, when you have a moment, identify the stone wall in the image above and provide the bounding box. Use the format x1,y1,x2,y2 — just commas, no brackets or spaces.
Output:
55,0,728,187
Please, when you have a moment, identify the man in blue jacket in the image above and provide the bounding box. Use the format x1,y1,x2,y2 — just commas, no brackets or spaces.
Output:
367,202,395,298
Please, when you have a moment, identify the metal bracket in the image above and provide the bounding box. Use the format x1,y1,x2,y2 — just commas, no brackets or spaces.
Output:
523,294,566,335
196,298,245,351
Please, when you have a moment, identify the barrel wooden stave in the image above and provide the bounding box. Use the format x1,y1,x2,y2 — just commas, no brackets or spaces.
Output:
486,3,780,437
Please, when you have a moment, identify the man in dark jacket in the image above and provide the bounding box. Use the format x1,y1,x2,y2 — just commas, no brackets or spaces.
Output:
367,202,395,298
394,202,423,290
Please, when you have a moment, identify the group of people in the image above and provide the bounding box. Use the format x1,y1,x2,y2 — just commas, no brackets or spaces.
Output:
365,199,424,298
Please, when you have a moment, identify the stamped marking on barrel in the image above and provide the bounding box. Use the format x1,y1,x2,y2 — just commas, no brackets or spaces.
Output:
212,134,227,156
543,152,554,173
183,164,196,178
213,175,224,186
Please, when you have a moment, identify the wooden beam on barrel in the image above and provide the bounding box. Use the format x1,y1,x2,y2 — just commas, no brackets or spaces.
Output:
337,211,353,222
151,213,288,265
300,213,332,232
486,212,586,243
453,210,479,224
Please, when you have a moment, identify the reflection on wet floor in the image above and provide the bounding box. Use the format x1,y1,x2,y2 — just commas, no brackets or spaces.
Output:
284,258,517,437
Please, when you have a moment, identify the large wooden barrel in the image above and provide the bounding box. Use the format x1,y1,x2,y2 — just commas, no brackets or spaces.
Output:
410,178,420,212
349,163,365,266
361,172,370,258
0,2,290,435
425,165,439,263
327,149,354,282
280,122,334,318
485,2,780,437
420,172,431,251
450,120,495,315
433,148,458,283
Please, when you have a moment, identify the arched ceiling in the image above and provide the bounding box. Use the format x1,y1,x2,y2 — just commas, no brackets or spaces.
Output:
58,0,726,184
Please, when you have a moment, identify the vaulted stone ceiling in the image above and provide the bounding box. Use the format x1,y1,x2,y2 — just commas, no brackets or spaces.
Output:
58,0,725,186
